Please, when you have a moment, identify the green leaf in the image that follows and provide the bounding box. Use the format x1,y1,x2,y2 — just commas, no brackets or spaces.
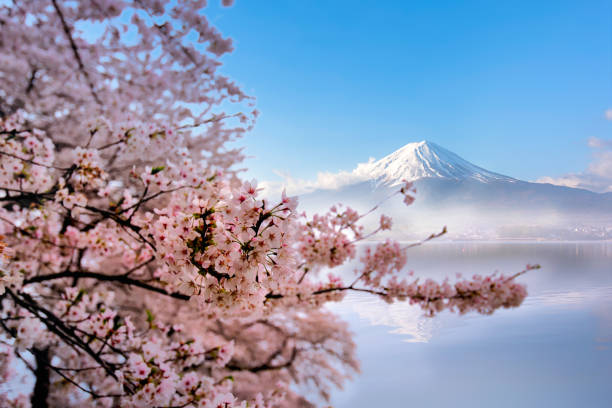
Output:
146,309,154,324
151,166,165,175
73,289,85,304
113,315,122,330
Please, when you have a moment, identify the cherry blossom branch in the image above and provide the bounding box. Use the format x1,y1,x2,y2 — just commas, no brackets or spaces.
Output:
51,0,102,106
14,349,36,374
134,0,202,68
176,113,242,130
46,363,122,400
0,150,70,170
25,68,38,95
5,289,123,383
346,227,447,289
403,226,448,250
0,190,53,207
0,215,78,249
268,263,537,316
80,205,157,251
355,189,401,222
23,270,190,301
118,185,196,216
120,257,156,278
0,128,33,136
227,346,298,373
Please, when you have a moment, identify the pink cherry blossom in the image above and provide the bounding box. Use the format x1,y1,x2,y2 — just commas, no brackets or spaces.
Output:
0,2,533,406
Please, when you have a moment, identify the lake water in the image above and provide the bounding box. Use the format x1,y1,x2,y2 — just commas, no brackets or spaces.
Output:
326,242,612,408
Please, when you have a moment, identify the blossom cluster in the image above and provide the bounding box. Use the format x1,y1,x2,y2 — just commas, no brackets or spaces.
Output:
0,1,532,406
297,204,362,268
1,284,283,408
0,107,531,406
385,268,534,315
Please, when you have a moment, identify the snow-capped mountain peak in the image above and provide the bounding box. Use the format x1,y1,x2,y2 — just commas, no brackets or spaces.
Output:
364,141,515,185
297,141,612,241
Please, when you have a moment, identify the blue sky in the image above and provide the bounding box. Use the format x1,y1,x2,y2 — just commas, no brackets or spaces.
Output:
208,1,612,184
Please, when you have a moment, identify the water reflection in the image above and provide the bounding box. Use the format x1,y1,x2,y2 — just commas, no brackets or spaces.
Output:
526,286,612,307
328,242,612,408
339,295,440,343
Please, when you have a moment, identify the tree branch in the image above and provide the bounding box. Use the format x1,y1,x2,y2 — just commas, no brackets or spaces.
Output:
51,0,102,106
31,348,50,408
23,269,189,301
226,346,298,373
6,289,122,384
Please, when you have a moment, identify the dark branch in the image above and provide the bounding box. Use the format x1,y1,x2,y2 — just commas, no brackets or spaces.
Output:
23,269,190,301
0,150,70,170
81,205,157,251
6,289,122,383
25,68,38,95
31,348,50,408
51,0,102,106
226,346,298,373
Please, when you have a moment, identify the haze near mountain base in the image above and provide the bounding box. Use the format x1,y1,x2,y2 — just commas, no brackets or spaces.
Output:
299,141,612,241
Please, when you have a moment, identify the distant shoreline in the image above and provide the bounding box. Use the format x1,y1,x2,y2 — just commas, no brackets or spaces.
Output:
360,239,612,245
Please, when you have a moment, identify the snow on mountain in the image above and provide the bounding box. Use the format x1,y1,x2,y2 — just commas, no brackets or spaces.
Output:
298,141,612,240
362,141,515,185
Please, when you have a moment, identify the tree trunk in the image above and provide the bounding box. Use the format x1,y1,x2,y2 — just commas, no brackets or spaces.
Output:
31,348,50,408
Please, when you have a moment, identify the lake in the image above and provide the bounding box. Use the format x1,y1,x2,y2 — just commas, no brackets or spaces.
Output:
327,242,612,407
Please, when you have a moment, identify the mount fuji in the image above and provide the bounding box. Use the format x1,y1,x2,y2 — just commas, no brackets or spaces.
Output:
347,140,515,185
298,141,612,240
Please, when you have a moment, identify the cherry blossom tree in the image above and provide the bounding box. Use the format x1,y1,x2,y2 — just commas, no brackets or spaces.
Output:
0,1,536,407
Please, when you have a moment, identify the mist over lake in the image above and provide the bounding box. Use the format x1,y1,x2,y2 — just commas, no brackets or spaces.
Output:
326,242,612,407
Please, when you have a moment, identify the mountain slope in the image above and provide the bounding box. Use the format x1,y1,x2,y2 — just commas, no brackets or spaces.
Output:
298,141,612,240
359,141,515,185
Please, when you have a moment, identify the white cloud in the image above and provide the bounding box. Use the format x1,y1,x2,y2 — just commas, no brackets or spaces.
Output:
537,175,584,189
605,109,612,121
259,158,377,197
536,137,612,193
587,136,612,150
